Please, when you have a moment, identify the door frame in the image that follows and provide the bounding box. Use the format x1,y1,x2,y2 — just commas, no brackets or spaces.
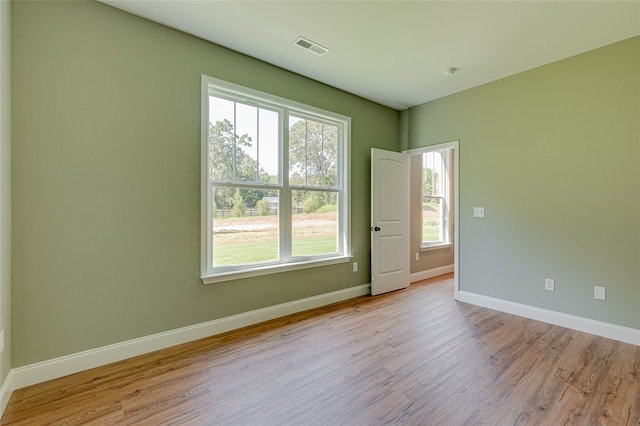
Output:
404,141,460,300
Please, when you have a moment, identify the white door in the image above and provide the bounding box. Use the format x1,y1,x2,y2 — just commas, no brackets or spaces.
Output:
371,148,410,295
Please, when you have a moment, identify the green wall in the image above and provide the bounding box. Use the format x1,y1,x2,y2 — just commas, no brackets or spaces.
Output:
11,1,399,366
0,0,11,384
408,36,640,328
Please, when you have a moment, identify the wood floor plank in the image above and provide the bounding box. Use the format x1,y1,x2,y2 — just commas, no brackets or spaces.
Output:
2,274,639,425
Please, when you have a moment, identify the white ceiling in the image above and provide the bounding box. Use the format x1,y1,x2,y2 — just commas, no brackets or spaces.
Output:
101,1,640,110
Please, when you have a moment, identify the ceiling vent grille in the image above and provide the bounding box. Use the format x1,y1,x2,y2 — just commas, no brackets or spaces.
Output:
293,36,329,56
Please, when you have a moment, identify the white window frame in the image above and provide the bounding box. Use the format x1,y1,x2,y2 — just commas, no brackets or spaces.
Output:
420,147,453,250
201,75,351,284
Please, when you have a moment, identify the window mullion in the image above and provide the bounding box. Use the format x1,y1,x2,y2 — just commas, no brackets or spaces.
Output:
207,181,214,275
232,103,237,181
280,112,292,262
255,109,260,182
304,120,308,187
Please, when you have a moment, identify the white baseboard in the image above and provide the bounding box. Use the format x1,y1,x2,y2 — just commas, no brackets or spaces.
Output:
0,370,14,415
0,283,371,415
410,264,454,283
458,291,640,346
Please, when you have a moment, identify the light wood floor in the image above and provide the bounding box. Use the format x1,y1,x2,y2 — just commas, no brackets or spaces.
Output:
2,274,639,425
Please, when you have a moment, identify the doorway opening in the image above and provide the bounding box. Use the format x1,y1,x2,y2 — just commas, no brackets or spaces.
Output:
405,141,459,299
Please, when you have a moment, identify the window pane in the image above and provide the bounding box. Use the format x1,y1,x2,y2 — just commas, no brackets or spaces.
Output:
209,96,280,184
322,124,338,187
258,109,279,184
235,103,258,181
209,96,235,127
422,197,443,243
211,187,279,266
208,97,237,181
288,116,305,185
306,120,323,186
291,190,338,257
289,116,339,188
422,151,444,196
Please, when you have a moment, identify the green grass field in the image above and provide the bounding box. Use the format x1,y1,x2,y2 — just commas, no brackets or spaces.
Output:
422,227,440,242
213,236,337,266
211,212,337,266
422,204,442,243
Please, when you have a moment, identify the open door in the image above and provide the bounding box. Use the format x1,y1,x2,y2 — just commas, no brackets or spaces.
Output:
371,148,410,295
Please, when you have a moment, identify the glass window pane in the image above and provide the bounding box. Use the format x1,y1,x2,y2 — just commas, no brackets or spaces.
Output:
288,116,339,188
209,96,234,128
291,190,338,257
323,124,338,187
211,187,279,266
234,103,258,182
423,151,446,197
258,109,279,184
289,116,306,185
209,97,281,185
422,197,442,243
305,120,323,186
208,97,236,181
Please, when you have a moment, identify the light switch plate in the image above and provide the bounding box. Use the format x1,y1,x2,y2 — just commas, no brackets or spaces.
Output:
544,278,555,291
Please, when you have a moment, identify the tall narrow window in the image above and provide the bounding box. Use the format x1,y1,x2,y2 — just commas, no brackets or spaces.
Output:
422,149,452,247
202,76,350,283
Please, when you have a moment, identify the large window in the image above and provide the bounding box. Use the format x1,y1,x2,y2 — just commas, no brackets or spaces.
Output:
201,76,350,283
421,149,452,248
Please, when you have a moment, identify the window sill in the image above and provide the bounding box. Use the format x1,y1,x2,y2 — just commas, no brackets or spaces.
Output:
420,243,453,252
201,255,353,284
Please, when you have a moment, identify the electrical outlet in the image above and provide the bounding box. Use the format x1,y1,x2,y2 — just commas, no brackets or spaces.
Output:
352,262,358,272
415,253,419,261
0,330,4,355
544,278,555,291
473,207,485,218
594,286,606,300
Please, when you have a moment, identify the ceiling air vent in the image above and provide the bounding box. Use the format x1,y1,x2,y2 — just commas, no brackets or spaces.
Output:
293,36,329,56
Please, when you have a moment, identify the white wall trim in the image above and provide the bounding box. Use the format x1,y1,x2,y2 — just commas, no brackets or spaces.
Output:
0,283,370,414
410,264,454,283
0,370,13,415
458,290,640,346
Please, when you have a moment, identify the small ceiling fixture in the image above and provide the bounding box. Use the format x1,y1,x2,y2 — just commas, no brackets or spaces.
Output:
293,36,329,56
442,67,458,76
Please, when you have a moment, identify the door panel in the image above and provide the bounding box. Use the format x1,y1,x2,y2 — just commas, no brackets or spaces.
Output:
371,148,409,295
